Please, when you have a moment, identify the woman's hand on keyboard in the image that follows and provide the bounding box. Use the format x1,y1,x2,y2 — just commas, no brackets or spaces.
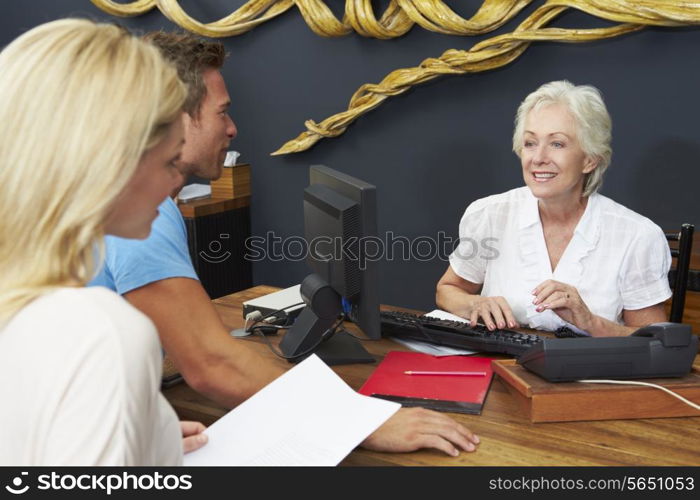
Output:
468,296,518,330
360,407,480,456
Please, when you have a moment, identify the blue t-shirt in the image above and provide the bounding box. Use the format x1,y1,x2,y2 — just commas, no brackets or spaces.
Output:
90,197,198,294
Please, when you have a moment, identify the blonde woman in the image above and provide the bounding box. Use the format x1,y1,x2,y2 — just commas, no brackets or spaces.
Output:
0,19,206,465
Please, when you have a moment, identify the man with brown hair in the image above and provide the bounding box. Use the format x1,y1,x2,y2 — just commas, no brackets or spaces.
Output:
91,31,480,457
143,32,234,182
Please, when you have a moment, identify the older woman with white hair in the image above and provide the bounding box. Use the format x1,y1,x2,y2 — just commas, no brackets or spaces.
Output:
437,80,671,337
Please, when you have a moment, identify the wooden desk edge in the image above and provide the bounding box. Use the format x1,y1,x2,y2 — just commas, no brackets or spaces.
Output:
178,195,251,218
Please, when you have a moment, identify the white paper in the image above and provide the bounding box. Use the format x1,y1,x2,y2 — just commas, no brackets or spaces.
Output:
423,309,471,323
178,183,211,201
183,355,400,466
391,336,477,356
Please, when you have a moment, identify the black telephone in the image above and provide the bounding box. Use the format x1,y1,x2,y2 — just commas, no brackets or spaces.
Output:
630,322,695,344
518,323,698,382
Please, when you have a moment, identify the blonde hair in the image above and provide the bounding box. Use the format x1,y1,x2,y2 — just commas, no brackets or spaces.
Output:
0,19,186,322
512,80,612,197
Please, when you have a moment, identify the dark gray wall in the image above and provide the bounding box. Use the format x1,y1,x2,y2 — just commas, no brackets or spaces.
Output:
4,2,700,310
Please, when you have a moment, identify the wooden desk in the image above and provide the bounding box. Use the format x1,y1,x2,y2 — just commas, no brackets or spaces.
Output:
163,286,700,466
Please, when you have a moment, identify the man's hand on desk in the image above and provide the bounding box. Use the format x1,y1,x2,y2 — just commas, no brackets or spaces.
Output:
360,407,480,456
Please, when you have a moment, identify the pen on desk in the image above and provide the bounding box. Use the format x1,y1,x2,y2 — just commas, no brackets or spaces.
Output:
403,371,487,376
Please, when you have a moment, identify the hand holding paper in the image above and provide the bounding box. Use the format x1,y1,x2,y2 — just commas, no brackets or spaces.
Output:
181,421,208,454
183,355,399,466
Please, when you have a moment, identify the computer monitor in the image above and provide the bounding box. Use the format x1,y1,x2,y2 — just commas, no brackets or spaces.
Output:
279,165,380,365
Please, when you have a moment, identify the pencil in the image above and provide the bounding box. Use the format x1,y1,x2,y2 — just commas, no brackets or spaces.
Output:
403,371,487,376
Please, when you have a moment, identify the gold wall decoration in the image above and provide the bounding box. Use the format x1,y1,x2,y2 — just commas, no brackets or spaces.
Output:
91,0,534,38
91,1,700,155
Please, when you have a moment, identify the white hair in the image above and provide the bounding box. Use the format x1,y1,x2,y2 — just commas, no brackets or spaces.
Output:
512,80,612,197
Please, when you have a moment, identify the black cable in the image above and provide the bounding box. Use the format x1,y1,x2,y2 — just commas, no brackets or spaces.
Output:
402,315,442,345
254,315,345,361
246,301,305,333
335,314,382,341
249,324,286,335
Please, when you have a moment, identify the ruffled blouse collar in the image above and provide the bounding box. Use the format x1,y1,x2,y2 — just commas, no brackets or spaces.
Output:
518,189,601,331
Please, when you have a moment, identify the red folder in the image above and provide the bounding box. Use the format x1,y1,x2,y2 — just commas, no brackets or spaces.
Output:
358,351,495,414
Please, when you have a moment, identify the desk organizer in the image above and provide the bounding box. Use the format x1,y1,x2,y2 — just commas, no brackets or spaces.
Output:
211,163,250,199
492,359,700,422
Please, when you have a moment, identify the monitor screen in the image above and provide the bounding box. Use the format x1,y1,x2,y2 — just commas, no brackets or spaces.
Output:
279,165,380,365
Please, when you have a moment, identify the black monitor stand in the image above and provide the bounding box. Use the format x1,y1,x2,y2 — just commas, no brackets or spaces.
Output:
278,275,375,366
314,331,375,366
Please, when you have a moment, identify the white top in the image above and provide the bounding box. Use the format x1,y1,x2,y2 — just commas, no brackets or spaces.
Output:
0,287,182,465
448,187,672,332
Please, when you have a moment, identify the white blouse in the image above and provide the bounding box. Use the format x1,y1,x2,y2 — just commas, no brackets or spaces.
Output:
0,287,182,465
448,187,672,333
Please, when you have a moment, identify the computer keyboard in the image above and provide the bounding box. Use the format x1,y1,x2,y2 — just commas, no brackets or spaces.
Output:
379,310,543,356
